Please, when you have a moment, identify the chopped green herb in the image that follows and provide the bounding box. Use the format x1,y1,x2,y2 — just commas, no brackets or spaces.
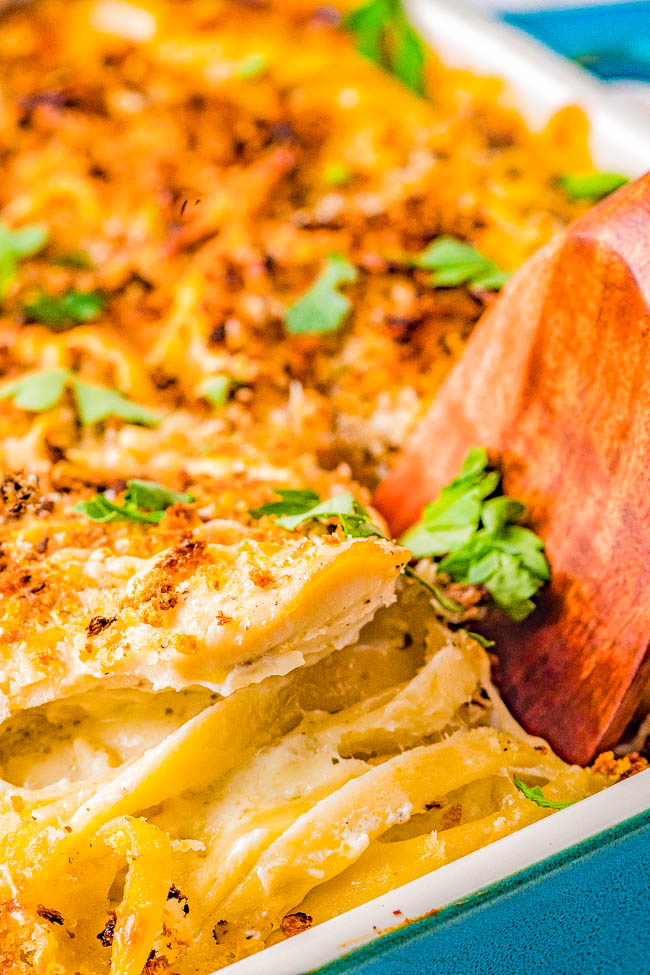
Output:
401,448,549,622
0,368,70,412
0,222,48,298
559,172,628,202
250,486,473,608
236,52,269,79
75,478,192,525
0,368,161,428
0,224,48,257
249,488,321,520
513,774,574,810
403,565,463,614
278,492,383,538
344,0,426,95
401,447,499,557
465,630,495,649
285,254,358,336
203,375,237,407
323,163,352,187
23,289,104,329
72,380,161,427
415,236,510,291
74,494,161,524
390,13,425,93
54,250,93,269
251,488,383,538
123,479,193,510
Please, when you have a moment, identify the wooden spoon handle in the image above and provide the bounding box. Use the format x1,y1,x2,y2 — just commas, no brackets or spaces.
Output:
375,173,650,764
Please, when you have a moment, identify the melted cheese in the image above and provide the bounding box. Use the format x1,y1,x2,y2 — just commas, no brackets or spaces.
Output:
0,528,407,714
0,0,634,972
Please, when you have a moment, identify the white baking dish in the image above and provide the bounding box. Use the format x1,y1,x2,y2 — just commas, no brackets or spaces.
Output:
225,4,650,972
228,768,650,974
407,0,650,174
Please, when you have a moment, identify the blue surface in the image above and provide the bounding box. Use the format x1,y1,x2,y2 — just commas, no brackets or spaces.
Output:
502,3,650,81
312,805,650,974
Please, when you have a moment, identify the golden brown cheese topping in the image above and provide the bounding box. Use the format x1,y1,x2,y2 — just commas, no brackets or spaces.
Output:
0,2,637,975
0,518,407,714
0,0,591,485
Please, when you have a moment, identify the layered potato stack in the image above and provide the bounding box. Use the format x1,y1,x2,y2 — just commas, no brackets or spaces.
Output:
0,2,629,973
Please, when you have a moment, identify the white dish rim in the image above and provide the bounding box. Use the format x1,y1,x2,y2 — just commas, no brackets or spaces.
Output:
406,0,650,174
228,768,650,975
226,5,650,971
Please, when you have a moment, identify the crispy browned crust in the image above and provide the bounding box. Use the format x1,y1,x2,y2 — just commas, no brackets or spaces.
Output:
0,0,590,483
0,3,601,973
591,750,648,781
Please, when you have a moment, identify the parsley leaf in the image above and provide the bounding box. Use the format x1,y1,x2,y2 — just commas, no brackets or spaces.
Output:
513,774,574,810
0,368,70,412
285,255,358,336
401,447,499,557
75,478,193,525
203,375,238,407
401,448,550,622
0,369,161,428
250,486,469,609
74,493,163,524
124,479,193,510
559,172,628,202
236,53,268,79
249,488,321,520
344,0,426,95
465,630,495,649
403,564,463,614
0,222,48,298
72,380,161,427
250,488,383,538
415,236,510,291
23,289,104,329
0,224,48,257
323,163,352,187
391,14,425,93
54,250,93,269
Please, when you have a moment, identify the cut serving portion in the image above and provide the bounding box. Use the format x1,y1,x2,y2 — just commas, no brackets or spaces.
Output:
0,579,625,974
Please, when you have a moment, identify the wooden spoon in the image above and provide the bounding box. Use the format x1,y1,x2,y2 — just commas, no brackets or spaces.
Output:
374,173,650,766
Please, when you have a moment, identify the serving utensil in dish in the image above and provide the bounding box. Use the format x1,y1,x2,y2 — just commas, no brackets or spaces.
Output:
1,1,648,972
376,172,650,767
225,4,650,972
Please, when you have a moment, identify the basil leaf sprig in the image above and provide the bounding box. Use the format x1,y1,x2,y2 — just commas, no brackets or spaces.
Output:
415,236,510,291
285,255,358,336
0,369,160,427
23,289,104,330
76,479,193,525
401,448,550,622
559,172,628,203
513,774,574,810
344,0,426,95
0,222,48,298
